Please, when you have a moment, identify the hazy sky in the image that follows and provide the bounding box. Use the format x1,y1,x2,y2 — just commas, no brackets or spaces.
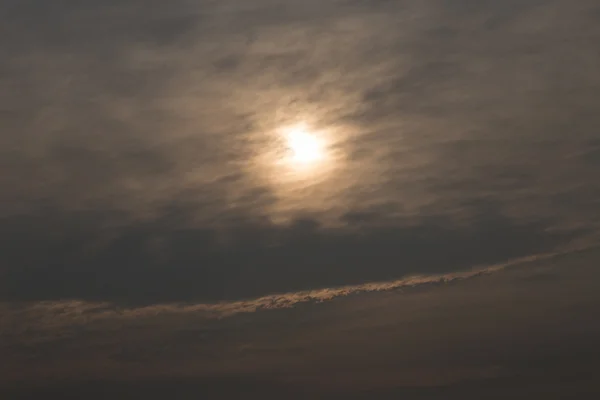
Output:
1,0,600,398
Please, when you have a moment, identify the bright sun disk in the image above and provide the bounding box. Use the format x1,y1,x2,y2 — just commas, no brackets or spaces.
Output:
285,125,325,165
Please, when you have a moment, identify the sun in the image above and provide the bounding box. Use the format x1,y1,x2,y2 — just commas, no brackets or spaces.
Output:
284,124,325,165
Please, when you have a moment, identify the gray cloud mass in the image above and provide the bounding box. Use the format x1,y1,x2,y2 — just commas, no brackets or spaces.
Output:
2,0,599,302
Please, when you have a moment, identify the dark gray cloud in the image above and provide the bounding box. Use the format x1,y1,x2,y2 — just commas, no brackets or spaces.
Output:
0,202,581,304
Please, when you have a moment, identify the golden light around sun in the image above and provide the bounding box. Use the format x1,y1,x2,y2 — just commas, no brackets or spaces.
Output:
251,120,343,188
283,124,326,167
282,124,327,168
249,119,350,222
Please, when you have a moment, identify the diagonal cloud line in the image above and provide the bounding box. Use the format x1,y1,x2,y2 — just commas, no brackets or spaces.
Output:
2,243,596,337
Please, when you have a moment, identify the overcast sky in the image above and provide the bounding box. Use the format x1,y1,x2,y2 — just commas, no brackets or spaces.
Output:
1,0,600,398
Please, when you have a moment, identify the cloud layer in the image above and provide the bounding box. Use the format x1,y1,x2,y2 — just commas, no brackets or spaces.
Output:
2,246,600,398
2,0,600,225
1,2,600,396
2,0,599,305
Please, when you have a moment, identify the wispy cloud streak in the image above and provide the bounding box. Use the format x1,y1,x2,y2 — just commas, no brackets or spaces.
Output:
3,246,591,339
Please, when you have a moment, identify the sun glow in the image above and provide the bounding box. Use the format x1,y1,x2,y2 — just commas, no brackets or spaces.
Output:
256,120,345,219
284,124,326,166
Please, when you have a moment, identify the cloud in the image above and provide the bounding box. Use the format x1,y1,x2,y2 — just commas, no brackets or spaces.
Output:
2,1,600,397
0,203,583,304
0,245,592,341
2,246,600,397
1,0,599,229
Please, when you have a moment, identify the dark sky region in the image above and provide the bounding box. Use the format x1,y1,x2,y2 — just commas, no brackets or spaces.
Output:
1,0,600,398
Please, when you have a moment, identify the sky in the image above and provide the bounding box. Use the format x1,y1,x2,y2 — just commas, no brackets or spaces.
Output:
1,0,600,398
